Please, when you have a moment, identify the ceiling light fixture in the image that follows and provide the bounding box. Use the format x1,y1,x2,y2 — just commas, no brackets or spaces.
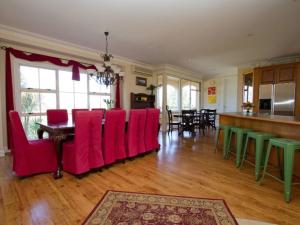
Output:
88,32,118,86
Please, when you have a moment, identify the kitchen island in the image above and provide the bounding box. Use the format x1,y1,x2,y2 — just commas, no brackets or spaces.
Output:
219,112,300,176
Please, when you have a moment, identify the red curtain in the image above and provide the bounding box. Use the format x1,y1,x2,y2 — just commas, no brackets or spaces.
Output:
4,47,97,148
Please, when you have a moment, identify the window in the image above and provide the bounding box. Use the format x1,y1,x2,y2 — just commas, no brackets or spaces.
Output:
18,64,111,139
20,66,56,139
156,75,163,110
167,76,180,111
243,73,253,103
181,80,200,110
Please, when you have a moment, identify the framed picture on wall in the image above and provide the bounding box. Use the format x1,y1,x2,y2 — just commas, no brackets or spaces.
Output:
136,76,147,86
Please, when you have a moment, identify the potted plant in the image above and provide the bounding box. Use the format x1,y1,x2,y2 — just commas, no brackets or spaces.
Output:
104,99,114,109
242,101,254,113
146,84,157,95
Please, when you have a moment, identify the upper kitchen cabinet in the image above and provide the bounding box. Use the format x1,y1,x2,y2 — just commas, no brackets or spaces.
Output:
260,67,276,84
277,64,295,82
257,63,296,84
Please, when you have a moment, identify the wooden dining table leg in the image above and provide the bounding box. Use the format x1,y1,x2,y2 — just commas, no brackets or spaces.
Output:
52,134,67,179
37,128,44,139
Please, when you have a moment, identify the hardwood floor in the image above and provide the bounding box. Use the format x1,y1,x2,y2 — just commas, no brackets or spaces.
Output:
0,131,300,225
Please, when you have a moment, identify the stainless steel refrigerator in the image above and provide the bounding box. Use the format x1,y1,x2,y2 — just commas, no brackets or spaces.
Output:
259,82,295,116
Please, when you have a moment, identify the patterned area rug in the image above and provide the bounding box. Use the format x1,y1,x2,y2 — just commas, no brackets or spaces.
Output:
83,191,238,225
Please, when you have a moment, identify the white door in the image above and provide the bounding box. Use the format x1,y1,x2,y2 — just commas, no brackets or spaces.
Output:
223,77,237,112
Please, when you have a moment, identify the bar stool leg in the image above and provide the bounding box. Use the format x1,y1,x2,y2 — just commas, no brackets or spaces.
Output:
214,127,220,153
254,137,264,181
276,147,283,179
236,131,244,167
240,135,250,169
259,142,273,185
283,148,295,203
223,128,231,159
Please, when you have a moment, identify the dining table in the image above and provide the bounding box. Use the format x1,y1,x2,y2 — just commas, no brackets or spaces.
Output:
37,120,112,179
36,120,159,179
37,120,77,179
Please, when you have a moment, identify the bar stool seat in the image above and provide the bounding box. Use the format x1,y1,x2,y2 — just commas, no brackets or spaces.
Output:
240,131,277,180
226,127,252,167
260,138,300,202
214,125,235,157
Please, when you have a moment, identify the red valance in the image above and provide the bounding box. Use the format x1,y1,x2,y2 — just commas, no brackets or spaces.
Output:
6,47,97,80
4,47,121,149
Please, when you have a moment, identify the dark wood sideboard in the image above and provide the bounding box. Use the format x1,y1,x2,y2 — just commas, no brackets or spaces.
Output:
130,93,155,109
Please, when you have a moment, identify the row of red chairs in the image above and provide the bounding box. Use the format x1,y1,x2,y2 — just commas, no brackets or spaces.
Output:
9,108,160,177
47,108,106,124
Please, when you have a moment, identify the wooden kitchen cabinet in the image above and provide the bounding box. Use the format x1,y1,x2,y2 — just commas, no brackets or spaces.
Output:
277,65,295,82
260,67,276,84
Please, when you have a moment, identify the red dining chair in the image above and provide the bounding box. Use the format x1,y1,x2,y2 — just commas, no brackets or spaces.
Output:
47,109,68,124
71,108,89,122
145,108,160,153
103,110,126,165
62,111,104,175
91,108,106,118
9,111,57,177
126,109,147,157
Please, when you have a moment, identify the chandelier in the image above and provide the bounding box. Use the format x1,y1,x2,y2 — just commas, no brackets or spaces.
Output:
88,32,118,86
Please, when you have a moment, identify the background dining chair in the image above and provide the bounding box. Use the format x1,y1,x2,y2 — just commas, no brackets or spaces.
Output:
103,110,126,165
71,108,89,122
62,111,104,176
47,109,68,124
126,109,147,157
206,109,217,129
9,111,57,177
194,111,206,136
167,109,181,134
180,110,195,136
145,108,160,153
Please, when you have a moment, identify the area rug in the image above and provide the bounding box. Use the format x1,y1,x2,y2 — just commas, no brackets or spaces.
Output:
83,190,238,225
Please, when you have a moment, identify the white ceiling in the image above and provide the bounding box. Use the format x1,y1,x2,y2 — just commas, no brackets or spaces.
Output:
0,0,300,76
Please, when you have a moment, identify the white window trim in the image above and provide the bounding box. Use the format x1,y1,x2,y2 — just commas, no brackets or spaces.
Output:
13,59,112,118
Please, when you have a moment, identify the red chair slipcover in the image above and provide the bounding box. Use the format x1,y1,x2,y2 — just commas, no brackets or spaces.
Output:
103,110,126,165
9,111,57,177
71,108,89,122
47,109,68,124
62,111,104,175
145,108,160,152
126,109,147,157
91,108,106,118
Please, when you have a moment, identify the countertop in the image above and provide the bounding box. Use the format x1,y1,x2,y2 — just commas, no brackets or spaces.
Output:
219,112,300,125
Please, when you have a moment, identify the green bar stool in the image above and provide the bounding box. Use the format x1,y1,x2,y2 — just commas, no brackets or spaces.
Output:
214,125,234,157
260,138,300,202
226,127,252,167
240,131,277,180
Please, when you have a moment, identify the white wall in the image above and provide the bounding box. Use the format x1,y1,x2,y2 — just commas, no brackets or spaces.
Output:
203,75,238,113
